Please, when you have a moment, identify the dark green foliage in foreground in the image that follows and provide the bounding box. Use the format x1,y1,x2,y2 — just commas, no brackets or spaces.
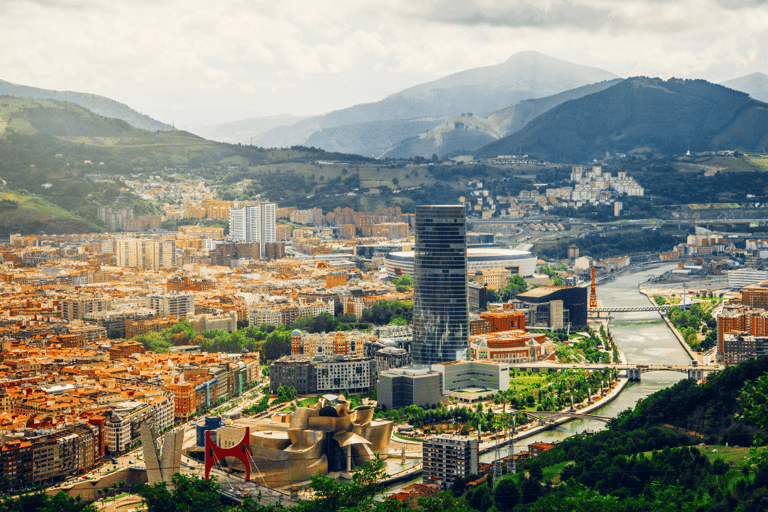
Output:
612,355,768,439
0,490,97,512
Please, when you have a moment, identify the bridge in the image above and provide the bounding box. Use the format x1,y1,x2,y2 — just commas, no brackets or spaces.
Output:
521,410,611,423
589,304,678,313
509,362,723,382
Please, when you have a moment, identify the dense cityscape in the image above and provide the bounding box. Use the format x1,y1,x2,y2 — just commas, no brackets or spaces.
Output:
3,1,768,511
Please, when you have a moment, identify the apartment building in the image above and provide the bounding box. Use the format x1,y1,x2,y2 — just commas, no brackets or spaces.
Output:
146,292,194,318
116,238,176,271
270,354,376,395
229,203,276,257
422,435,479,490
722,333,768,366
61,296,112,322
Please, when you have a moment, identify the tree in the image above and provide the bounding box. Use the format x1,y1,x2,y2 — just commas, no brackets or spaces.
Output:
135,474,225,512
736,373,768,430
262,331,291,361
293,456,398,512
0,491,98,512
494,478,521,511
501,275,528,301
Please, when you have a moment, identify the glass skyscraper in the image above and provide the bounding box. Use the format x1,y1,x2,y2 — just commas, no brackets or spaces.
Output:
412,205,468,365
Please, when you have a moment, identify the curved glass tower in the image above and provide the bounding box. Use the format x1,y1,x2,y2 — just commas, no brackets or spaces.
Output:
412,205,468,365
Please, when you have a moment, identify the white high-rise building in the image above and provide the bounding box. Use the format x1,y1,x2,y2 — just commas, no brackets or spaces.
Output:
116,238,176,271
228,203,276,257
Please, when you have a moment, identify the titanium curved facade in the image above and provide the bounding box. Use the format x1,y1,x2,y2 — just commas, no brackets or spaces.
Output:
412,205,468,365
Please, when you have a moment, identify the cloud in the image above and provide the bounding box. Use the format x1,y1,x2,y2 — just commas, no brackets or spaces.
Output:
1,0,767,121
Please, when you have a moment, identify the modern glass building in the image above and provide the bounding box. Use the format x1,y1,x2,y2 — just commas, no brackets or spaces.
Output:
412,205,469,365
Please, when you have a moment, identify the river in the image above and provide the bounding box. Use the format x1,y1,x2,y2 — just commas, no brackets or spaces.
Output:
479,263,690,462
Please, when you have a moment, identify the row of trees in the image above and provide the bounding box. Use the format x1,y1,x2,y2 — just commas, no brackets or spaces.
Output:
132,299,415,363
666,303,718,351
485,275,528,303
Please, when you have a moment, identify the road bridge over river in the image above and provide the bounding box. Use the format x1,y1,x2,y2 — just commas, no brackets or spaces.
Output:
588,304,678,313
509,362,723,382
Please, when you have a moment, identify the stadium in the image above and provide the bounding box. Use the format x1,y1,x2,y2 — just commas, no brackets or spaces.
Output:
384,248,536,279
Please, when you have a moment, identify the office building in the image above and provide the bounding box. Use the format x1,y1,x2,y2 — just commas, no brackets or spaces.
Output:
412,205,469,365
228,203,276,257
431,360,510,394
423,434,479,490
376,366,443,410
514,285,588,328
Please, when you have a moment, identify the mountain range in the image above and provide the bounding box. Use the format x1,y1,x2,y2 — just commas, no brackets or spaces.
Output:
380,79,623,159
474,77,768,162
248,51,621,157
2,52,767,162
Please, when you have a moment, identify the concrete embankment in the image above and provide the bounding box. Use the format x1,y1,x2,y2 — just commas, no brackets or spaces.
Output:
638,288,698,363
478,372,630,455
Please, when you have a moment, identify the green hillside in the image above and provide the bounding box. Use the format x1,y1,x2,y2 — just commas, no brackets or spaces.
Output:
475,77,768,163
0,79,172,131
0,189,102,235
0,97,377,234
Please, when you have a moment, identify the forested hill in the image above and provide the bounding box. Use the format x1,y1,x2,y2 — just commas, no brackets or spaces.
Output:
475,77,768,162
613,354,768,443
0,79,172,132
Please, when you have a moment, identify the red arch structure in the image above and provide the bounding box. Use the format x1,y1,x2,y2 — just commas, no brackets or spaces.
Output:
204,427,251,482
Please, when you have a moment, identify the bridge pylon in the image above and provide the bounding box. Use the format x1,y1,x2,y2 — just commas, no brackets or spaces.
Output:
589,268,598,310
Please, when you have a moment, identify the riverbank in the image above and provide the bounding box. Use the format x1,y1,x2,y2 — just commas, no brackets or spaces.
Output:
478,370,630,455
637,287,700,363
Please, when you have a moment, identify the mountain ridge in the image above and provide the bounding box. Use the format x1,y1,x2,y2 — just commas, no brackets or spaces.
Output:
381,78,623,159
474,76,768,162
253,51,620,155
0,79,172,132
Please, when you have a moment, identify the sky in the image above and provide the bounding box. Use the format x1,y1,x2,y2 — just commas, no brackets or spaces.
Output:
2,0,768,128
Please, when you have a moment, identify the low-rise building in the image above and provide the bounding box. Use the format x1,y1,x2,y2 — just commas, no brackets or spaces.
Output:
431,360,510,394
376,366,442,411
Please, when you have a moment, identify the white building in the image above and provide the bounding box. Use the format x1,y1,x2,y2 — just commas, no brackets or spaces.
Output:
145,292,195,318
229,203,276,257
728,269,768,289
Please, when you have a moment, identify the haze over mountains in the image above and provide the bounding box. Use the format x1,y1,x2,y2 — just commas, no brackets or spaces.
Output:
0,79,172,132
247,51,621,157
1,51,767,162
722,72,768,104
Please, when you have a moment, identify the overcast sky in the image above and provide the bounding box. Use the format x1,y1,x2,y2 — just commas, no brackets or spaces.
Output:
2,0,767,127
